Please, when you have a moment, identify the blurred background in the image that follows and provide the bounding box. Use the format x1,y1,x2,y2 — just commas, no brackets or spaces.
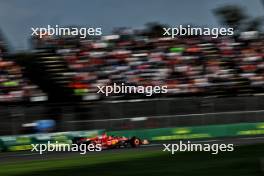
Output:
0,0,264,175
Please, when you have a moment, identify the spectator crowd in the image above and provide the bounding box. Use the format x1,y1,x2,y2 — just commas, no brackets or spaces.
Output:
36,28,263,99
1,27,264,102
0,45,47,102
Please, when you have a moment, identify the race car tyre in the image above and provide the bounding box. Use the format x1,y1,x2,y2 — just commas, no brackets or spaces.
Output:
72,137,91,146
72,137,83,144
130,137,141,147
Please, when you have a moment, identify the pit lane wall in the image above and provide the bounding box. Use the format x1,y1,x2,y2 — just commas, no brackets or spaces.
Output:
1,122,264,152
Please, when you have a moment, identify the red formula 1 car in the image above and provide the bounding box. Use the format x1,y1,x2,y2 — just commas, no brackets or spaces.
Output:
72,133,149,149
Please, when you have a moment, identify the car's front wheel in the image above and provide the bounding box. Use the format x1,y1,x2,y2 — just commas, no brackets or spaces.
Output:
130,137,141,147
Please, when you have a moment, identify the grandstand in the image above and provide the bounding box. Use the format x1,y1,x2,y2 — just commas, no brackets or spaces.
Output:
0,28,263,135
0,32,47,103
25,28,264,101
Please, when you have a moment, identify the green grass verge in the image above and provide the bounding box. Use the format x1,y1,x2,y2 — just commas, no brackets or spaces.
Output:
1,144,264,176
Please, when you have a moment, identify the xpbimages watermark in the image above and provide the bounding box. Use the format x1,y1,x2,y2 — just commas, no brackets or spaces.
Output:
31,141,102,155
97,83,168,96
163,25,234,38
163,141,234,155
31,25,102,38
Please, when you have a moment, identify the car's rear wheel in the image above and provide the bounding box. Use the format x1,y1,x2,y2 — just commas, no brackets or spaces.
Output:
72,137,84,144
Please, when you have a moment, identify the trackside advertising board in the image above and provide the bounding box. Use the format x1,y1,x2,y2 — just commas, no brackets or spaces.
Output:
1,122,264,151
0,130,103,152
108,122,264,140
